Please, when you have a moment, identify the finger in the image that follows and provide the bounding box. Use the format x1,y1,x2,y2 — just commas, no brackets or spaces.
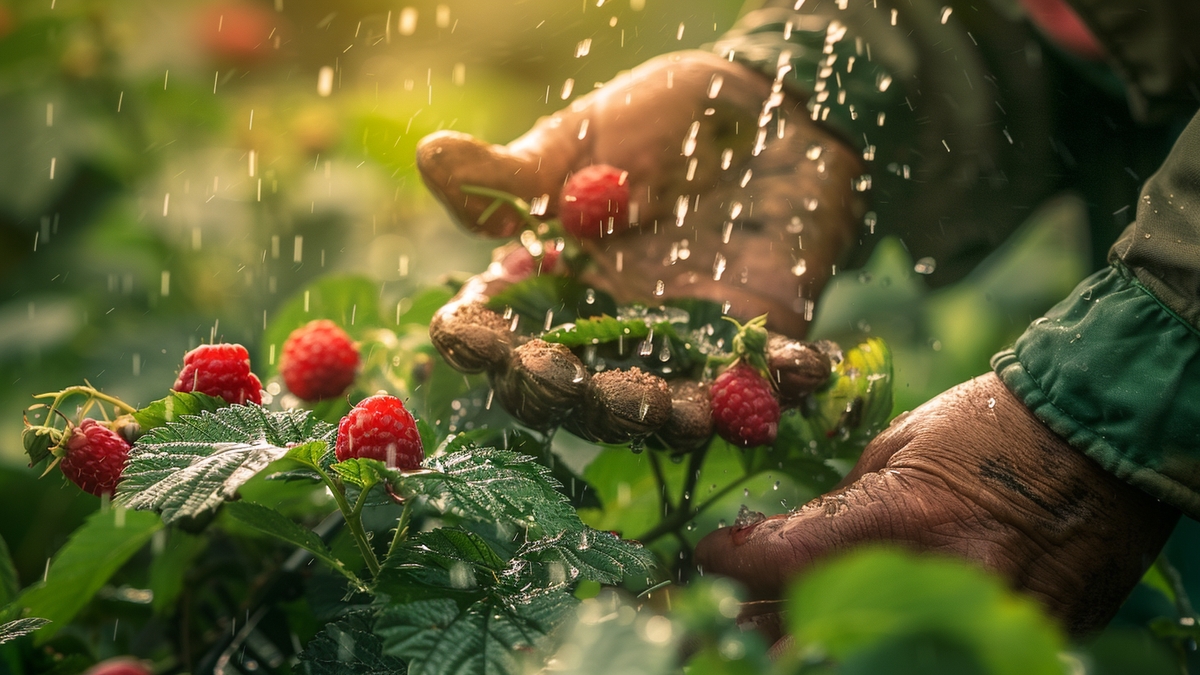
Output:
416,129,581,238
693,467,985,599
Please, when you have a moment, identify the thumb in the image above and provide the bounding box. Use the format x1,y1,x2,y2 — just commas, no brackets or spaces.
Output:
416,115,584,237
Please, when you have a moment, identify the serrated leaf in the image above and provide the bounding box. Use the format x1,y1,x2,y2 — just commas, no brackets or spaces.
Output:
133,391,228,431
332,458,388,490
301,612,407,675
13,508,161,642
0,536,18,608
376,529,508,605
377,593,577,675
0,618,50,645
509,530,655,589
394,448,581,537
541,315,651,348
417,418,439,456
117,405,336,525
287,440,334,469
224,501,361,587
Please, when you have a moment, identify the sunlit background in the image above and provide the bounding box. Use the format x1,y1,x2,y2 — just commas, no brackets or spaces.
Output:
4,0,1197,670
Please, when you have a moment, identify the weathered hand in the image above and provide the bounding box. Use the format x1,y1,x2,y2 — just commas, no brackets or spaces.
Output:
417,50,865,337
695,373,1179,635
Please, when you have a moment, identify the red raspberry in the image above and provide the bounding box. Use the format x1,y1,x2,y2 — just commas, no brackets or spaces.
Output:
61,419,131,497
173,343,263,405
500,242,562,282
83,658,152,675
559,165,630,240
280,320,359,401
335,395,423,469
709,364,780,448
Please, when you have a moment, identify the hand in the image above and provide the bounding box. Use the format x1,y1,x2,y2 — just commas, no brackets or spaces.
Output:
694,373,1179,635
416,50,866,337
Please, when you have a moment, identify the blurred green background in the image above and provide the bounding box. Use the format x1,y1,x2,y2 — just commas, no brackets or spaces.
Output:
1,0,1198,671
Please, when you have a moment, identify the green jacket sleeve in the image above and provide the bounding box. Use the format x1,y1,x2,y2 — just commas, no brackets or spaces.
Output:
993,110,1200,518
710,0,1061,285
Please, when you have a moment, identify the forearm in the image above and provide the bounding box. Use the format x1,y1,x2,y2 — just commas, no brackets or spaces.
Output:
994,110,1200,518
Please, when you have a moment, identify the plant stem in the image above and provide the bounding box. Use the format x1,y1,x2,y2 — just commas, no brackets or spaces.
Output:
679,444,709,513
648,450,673,519
321,474,381,577
460,185,544,230
636,471,751,545
40,385,137,422
386,499,414,561
1156,554,1198,619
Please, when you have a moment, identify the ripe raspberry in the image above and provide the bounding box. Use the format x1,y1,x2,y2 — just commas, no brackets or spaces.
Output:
559,165,630,240
280,320,359,401
709,364,780,448
335,395,423,469
61,419,131,497
83,658,152,675
499,241,562,282
173,343,263,405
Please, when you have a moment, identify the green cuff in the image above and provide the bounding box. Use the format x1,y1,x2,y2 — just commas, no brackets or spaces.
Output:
992,264,1200,519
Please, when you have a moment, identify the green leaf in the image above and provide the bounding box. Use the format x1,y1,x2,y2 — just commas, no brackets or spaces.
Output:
510,530,656,589
376,593,577,675
540,592,677,675
148,531,207,615
331,458,387,491
261,275,382,375
13,508,162,642
117,405,336,525
0,536,18,608
397,287,456,327
541,315,651,348
377,529,508,605
785,546,1063,675
224,501,360,586
0,618,50,646
486,276,615,327
394,448,580,537
287,440,335,469
300,612,408,675
133,391,227,431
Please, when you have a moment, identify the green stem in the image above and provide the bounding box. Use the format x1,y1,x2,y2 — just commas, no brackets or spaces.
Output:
648,450,673,519
320,473,381,578
678,444,710,514
386,500,414,561
39,385,137,422
636,471,752,545
1156,554,1198,619
460,185,544,231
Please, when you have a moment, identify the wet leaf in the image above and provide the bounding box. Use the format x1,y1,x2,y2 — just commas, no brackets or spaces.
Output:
133,391,227,431
117,405,336,525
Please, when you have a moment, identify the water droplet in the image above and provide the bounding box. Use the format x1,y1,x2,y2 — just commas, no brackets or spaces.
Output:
803,198,818,212
585,288,596,304
653,279,665,296
791,259,807,276
707,74,724,98
712,253,727,280
729,202,743,219
675,195,689,227
806,144,823,160
913,257,937,275
575,38,592,57
787,216,804,234
864,211,878,234
853,174,872,191
721,148,734,170
987,397,996,409
740,169,753,187
773,480,780,491
561,78,575,99
875,72,893,92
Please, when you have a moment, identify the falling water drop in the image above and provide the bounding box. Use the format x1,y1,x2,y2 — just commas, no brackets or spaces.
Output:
712,253,727,280
806,144,823,160
791,259,808,276
707,74,724,98
721,148,733,170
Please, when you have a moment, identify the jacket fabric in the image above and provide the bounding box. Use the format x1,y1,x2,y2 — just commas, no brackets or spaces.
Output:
715,0,1200,517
